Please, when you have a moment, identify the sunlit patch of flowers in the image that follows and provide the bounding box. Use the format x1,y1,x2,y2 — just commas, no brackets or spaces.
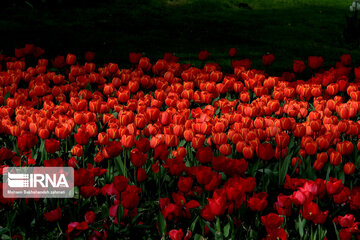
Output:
0,44,360,239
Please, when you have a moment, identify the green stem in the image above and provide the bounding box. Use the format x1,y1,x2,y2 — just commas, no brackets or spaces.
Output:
216,216,221,232
123,150,127,178
57,222,63,234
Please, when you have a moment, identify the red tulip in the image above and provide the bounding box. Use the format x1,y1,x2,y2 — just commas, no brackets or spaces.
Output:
138,57,151,71
178,177,193,193
136,168,147,182
66,53,77,65
198,50,210,61
44,207,62,222
350,187,360,210
84,51,95,62
219,143,231,156
261,213,283,232
130,148,147,168
121,185,140,209
129,52,142,64
121,134,135,148
247,192,268,211
329,151,342,166
313,159,325,171
333,187,351,205
192,134,205,149
344,162,355,175
113,175,129,192
169,229,183,240
338,214,355,228
242,145,254,159
258,143,274,161
276,132,290,149
274,194,292,216
164,134,179,147
262,54,275,66
196,146,213,163
67,221,88,233
293,60,306,73
97,132,109,145
108,63,118,74
339,229,352,240
84,211,96,224
45,138,60,154
74,127,90,145
229,48,237,57
15,48,24,58
38,128,50,140
266,228,287,240
208,195,226,216
340,54,352,66
305,141,317,155
308,56,324,69
293,123,306,138
71,144,83,157
300,200,320,221
326,177,344,195
200,205,215,222
17,132,38,153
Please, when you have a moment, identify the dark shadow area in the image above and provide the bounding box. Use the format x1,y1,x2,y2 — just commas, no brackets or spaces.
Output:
0,0,359,73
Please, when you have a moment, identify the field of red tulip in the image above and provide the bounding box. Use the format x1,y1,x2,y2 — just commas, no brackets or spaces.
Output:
1,44,360,240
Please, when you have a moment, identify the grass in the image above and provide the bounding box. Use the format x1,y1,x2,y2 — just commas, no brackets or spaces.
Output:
0,0,359,74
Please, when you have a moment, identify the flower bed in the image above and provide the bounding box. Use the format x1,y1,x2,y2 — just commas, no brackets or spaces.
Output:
0,45,359,239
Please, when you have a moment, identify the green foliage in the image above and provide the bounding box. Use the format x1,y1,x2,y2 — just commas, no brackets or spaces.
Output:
1,0,360,76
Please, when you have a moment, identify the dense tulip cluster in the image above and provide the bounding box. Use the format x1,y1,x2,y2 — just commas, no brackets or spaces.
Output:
0,45,360,239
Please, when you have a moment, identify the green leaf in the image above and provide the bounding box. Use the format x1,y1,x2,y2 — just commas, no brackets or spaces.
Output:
117,204,124,223
158,212,166,237
279,136,295,184
215,107,221,115
257,168,278,175
212,96,220,106
325,163,331,181
297,215,306,238
249,157,261,177
290,157,300,175
279,151,292,184
318,225,327,240
223,222,230,238
179,139,187,147
3,92,11,105
0,228,9,235
249,229,258,239
130,212,142,225
354,143,360,168
215,231,224,240
1,235,11,240
115,155,126,177
190,216,199,232
333,221,340,240
85,83,93,91
203,221,216,234
31,218,36,228
338,169,345,184
194,234,204,240
101,204,109,218
305,156,316,180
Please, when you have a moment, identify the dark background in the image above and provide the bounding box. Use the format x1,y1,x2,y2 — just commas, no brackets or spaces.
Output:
0,0,359,73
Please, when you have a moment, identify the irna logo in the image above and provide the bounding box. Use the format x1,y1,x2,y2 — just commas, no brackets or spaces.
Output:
7,172,69,188
3,167,74,198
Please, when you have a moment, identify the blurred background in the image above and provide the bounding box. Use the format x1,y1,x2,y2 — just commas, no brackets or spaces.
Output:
0,0,358,74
